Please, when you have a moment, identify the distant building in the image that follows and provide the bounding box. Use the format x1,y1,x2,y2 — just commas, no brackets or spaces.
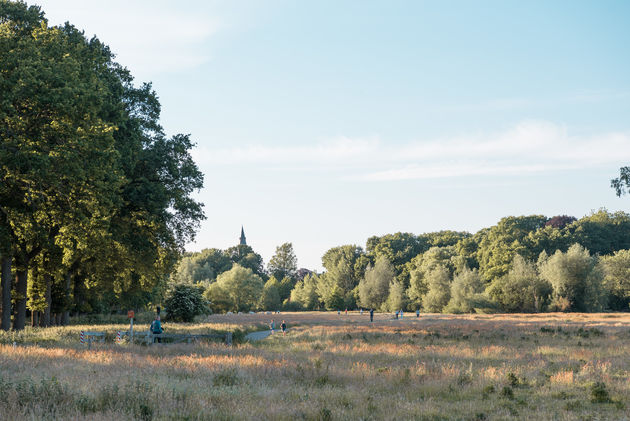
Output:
239,226,247,245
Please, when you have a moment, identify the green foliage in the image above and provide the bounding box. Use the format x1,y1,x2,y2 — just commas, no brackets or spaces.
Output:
171,248,231,284
290,273,320,310
384,279,407,312
487,255,552,312
164,284,208,322
321,284,345,310
204,283,232,314
209,264,263,312
366,232,429,284
224,245,265,278
267,242,298,282
422,265,452,313
444,267,490,313
569,210,630,256
407,246,459,307
600,249,630,309
590,381,611,403
358,256,394,309
477,216,548,281
611,166,630,196
539,244,606,312
321,245,368,298
259,277,281,311
0,1,205,327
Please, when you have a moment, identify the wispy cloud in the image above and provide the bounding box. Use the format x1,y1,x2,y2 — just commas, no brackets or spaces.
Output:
35,0,223,79
195,121,630,181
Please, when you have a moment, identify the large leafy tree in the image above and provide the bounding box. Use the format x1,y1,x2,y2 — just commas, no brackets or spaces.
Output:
267,242,298,282
358,255,394,309
207,264,263,312
0,1,204,328
539,244,606,312
322,245,368,291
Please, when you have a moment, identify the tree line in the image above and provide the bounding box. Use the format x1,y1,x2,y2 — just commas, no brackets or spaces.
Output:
173,210,630,314
0,1,204,330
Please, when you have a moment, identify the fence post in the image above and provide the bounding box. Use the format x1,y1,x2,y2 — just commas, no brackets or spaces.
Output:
226,332,233,346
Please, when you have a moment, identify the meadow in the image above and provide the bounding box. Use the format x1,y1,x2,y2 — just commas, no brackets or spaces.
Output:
1,312,629,420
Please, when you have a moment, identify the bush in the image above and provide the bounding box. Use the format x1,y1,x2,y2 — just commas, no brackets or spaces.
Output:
590,381,611,403
164,284,209,322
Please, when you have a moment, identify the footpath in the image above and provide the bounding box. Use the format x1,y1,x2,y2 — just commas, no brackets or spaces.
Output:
244,330,273,341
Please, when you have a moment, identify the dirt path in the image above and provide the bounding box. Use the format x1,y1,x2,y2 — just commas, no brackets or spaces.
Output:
245,330,272,341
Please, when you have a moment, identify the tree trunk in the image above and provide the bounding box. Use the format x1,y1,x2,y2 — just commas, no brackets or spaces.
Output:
0,256,11,331
31,310,38,327
13,270,27,330
43,274,51,327
62,272,71,326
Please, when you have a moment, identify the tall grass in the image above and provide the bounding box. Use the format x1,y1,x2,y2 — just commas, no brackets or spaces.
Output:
0,313,628,419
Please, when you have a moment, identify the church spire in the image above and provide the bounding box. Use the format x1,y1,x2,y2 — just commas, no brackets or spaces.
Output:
239,226,247,245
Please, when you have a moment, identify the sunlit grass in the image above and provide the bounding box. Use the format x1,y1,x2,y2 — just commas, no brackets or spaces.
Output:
1,312,629,419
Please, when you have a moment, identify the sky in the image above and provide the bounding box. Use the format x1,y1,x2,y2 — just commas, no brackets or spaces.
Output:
35,0,630,271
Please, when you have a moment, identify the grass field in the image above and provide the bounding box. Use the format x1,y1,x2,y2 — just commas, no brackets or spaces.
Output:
1,312,629,420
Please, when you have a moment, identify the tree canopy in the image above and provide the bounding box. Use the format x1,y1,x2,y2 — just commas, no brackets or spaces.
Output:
0,0,204,329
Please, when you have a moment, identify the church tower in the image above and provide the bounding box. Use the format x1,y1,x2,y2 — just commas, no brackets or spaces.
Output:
239,226,247,245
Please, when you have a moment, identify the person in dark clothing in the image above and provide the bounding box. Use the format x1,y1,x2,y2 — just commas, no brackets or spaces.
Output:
369,309,374,322
150,315,163,343
281,320,287,336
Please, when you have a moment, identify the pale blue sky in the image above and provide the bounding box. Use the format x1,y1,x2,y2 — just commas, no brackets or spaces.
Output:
37,0,630,270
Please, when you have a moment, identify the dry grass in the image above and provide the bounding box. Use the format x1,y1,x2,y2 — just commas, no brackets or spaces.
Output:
1,312,630,420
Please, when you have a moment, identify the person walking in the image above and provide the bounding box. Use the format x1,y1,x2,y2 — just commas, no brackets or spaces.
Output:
416,309,420,318
400,309,404,319
369,308,374,323
150,315,163,343
281,320,287,336
270,319,275,334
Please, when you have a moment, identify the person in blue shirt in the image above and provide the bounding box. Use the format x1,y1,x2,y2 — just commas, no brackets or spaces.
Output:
150,315,163,343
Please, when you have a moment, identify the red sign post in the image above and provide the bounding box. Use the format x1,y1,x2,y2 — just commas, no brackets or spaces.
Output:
128,310,134,343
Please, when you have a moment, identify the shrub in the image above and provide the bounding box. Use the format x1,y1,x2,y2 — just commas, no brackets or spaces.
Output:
164,284,209,322
590,382,611,403
500,386,514,400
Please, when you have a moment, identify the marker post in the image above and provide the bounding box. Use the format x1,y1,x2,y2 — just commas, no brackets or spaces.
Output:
128,310,135,344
